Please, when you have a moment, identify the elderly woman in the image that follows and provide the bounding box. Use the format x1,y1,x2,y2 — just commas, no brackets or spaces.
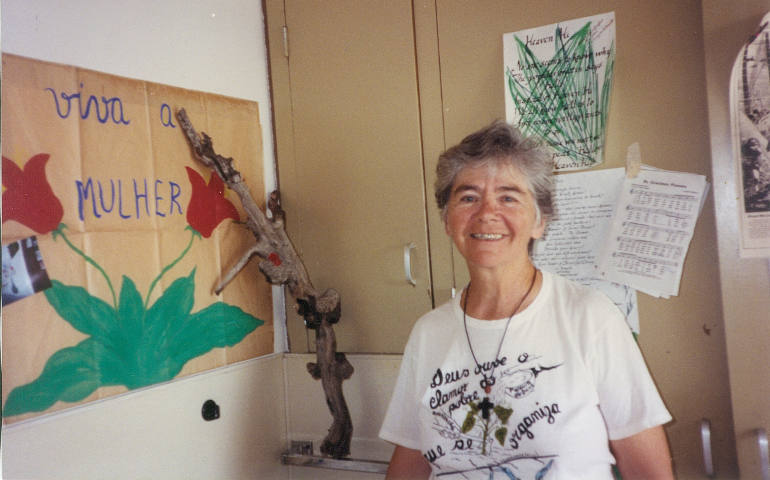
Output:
379,121,673,479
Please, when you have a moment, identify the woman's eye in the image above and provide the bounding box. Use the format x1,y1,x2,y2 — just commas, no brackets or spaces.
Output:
460,195,477,203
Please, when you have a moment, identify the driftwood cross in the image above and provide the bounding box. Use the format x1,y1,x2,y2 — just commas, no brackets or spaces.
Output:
176,108,354,458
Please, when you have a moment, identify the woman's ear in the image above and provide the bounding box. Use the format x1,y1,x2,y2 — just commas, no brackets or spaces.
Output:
443,210,451,235
532,215,546,240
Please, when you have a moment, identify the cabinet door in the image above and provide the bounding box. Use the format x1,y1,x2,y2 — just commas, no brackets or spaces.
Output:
431,0,737,477
265,0,434,353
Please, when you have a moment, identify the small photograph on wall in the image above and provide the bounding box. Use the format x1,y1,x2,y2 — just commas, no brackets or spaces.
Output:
730,11,770,257
2,236,52,306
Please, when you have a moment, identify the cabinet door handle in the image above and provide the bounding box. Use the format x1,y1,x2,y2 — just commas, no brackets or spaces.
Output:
700,418,714,477
404,242,417,286
759,428,769,480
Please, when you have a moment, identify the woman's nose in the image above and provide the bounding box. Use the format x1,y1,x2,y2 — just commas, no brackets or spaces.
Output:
477,196,498,219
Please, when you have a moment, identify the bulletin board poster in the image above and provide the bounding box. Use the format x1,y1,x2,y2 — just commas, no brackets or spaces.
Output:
730,12,770,257
1,54,274,423
504,12,615,171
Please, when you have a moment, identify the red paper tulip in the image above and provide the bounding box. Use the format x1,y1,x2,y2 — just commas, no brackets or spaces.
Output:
2,154,64,234
185,167,239,238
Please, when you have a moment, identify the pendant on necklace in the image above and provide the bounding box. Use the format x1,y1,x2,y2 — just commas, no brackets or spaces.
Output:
480,375,495,394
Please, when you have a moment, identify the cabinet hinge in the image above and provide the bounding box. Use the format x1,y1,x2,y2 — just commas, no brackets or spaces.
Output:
282,25,289,58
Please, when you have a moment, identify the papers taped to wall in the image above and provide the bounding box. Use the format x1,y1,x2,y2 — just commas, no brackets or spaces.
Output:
595,166,709,298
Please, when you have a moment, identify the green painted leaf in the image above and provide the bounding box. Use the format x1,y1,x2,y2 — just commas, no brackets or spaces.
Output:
3,339,102,416
105,276,147,384
118,275,145,336
132,269,197,382
165,302,263,376
95,340,137,388
7,267,266,415
44,280,117,339
144,269,196,347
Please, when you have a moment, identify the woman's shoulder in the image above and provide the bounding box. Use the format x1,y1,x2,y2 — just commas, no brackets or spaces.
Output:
399,298,461,358
543,269,592,293
413,297,456,328
406,297,459,341
541,271,627,334
543,270,617,309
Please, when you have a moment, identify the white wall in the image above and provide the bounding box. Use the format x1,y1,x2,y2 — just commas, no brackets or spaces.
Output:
1,0,273,110
284,354,398,480
1,1,290,478
701,2,770,476
0,0,287,353
2,355,288,480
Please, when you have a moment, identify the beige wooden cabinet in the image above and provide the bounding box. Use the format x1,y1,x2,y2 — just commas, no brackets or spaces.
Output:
266,1,749,477
265,0,443,354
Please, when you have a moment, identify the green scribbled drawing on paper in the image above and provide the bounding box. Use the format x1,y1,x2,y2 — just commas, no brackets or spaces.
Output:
3,225,263,417
506,21,615,167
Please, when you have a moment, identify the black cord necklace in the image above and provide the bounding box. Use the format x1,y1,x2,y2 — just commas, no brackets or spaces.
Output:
462,268,538,394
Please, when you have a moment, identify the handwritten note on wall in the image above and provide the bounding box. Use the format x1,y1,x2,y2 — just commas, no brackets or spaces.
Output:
534,164,708,331
533,168,639,332
1,54,274,423
504,12,615,171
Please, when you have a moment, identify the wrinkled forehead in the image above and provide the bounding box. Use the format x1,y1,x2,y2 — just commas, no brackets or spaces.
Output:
452,160,531,191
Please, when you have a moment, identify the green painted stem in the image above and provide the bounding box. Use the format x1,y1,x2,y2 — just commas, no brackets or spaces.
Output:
53,224,117,309
144,226,198,308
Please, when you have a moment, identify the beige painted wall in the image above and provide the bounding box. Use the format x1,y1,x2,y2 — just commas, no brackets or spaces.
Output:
1,1,289,479
702,1,770,477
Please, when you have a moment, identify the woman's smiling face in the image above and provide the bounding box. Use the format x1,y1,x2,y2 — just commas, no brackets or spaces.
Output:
445,162,545,273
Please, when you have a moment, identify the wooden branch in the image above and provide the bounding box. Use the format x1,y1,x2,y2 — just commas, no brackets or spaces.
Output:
214,245,261,295
177,108,353,458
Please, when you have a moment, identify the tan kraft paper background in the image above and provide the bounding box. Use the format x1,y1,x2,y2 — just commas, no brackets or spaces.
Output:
1,54,273,423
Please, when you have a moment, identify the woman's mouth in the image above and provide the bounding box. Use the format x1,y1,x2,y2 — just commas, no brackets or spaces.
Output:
471,233,504,240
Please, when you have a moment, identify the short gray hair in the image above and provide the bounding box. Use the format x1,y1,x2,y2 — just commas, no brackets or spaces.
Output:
435,120,555,225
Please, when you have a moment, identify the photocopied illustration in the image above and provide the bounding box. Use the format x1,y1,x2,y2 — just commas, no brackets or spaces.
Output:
730,11,770,257
1,54,274,422
504,12,615,171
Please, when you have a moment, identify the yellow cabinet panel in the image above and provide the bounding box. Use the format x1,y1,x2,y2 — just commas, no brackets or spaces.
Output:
267,0,434,353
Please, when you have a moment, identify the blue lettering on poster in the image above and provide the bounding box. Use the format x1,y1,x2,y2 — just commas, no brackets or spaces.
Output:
45,83,130,125
76,178,183,221
160,103,177,128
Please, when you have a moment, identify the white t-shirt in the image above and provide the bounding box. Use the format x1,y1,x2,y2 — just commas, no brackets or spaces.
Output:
379,271,671,479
